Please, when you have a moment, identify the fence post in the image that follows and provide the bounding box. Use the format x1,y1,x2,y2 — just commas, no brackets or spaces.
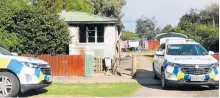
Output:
132,54,136,76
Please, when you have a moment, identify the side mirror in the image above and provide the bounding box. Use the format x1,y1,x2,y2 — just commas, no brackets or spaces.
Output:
11,52,18,56
156,51,164,56
208,51,215,55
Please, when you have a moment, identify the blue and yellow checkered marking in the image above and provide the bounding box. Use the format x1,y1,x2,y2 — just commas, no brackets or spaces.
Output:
34,68,48,83
0,58,49,83
163,60,168,69
7,59,24,74
163,61,219,80
0,58,11,68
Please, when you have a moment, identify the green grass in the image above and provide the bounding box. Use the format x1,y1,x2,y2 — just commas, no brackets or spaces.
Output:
41,83,141,97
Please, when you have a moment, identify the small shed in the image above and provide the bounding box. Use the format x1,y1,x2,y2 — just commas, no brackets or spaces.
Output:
60,11,123,58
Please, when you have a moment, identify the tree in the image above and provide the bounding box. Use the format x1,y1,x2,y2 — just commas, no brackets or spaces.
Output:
34,0,126,19
194,25,219,51
88,0,126,19
0,28,20,51
35,0,92,13
135,16,159,40
120,30,138,40
0,0,71,54
173,3,219,52
160,24,175,33
200,3,219,26
0,0,27,52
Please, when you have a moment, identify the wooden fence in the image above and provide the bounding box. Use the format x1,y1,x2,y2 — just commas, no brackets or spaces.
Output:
22,54,84,76
212,54,219,61
148,40,160,50
94,56,103,74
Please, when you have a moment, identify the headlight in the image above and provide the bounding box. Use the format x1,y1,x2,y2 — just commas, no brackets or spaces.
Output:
211,63,219,67
21,62,38,68
168,62,180,67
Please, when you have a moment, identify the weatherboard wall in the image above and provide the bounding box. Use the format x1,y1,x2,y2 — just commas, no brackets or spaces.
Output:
68,25,118,58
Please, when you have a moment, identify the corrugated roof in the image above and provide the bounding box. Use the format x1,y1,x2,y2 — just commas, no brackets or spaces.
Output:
60,11,119,23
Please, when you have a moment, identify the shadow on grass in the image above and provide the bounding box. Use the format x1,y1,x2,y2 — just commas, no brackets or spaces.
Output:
18,89,48,97
132,69,218,91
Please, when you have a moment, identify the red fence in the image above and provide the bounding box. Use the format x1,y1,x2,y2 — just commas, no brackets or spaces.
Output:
148,40,160,50
22,54,84,76
212,54,219,61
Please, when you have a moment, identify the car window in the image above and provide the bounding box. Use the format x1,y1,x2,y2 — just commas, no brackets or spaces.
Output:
0,47,13,56
167,44,208,55
158,44,165,51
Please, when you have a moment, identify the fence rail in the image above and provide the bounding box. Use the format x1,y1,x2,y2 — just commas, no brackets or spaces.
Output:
21,54,84,76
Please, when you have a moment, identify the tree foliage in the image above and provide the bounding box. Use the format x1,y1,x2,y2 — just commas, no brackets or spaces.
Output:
200,3,219,26
0,28,20,51
88,0,126,19
171,3,219,52
160,24,175,33
34,0,126,19
35,0,92,14
0,0,71,54
135,17,160,40
120,31,138,40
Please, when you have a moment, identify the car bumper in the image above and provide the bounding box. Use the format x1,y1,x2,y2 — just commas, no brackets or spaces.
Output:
21,81,52,92
166,79,219,86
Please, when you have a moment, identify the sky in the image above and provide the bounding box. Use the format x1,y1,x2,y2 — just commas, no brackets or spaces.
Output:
122,0,219,32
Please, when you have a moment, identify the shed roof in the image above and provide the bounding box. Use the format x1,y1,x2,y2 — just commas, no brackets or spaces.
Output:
60,11,119,24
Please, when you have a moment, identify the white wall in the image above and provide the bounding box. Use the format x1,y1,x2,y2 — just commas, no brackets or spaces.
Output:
68,26,80,55
68,25,118,58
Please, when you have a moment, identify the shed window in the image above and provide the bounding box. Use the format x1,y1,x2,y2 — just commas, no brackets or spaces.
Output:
79,25,104,43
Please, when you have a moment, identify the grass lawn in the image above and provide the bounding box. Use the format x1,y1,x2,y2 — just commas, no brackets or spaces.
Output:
40,83,141,97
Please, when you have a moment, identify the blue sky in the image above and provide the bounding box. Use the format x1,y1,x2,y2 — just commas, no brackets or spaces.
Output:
122,0,219,32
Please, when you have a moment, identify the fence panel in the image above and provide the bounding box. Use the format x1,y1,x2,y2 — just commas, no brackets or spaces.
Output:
85,55,93,77
21,54,84,76
148,40,159,50
212,54,219,61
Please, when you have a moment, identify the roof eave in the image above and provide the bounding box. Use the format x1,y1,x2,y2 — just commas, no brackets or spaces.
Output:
66,21,118,24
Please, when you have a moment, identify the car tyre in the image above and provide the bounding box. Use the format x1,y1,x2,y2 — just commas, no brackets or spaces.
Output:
161,71,169,90
153,64,159,79
0,72,20,97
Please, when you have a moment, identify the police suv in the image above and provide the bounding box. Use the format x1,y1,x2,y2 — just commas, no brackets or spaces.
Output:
153,33,219,89
0,47,52,97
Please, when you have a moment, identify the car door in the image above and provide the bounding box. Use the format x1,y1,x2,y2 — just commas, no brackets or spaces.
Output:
154,44,165,74
157,44,166,75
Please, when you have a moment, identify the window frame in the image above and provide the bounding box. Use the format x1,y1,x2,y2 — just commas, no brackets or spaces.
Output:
79,25,104,43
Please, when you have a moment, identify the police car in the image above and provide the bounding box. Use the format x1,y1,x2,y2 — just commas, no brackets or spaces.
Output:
0,47,52,97
153,33,219,89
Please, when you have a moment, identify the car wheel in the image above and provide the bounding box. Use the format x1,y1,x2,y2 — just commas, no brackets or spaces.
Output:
153,64,159,79
0,72,20,97
161,71,169,90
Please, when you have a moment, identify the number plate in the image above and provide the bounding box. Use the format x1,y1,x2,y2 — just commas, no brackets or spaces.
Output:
190,75,204,81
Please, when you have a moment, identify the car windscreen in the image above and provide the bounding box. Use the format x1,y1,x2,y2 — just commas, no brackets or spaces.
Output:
166,44,208,55
0,47,13,56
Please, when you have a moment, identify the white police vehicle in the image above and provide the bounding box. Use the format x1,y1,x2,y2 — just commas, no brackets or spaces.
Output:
153,33,219,89
0,47,52,97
